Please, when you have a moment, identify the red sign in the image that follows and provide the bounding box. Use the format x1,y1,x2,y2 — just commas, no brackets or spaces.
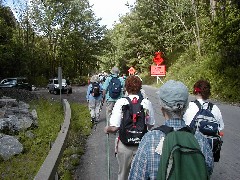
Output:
128,67,136,75
153,52,164,65
150,65,166,76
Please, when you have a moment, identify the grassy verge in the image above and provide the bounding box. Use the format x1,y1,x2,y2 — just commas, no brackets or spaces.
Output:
58,102,92,179
0,98,64,179
0,99,91,180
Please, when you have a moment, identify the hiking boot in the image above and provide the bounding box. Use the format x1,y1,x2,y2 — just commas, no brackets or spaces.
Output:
91,117,96,124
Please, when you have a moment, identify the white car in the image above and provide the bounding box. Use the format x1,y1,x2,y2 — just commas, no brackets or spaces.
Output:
47,78,72,95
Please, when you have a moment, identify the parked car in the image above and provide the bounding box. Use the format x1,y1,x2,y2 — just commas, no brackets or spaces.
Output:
0,77,32,91
47,78,72,95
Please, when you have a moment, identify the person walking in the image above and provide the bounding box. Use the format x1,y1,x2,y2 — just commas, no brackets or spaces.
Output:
102,67,125,123
183,79,224,162
128,80,214,180
183,79,224,131
86,75,103,124
104,75,155,180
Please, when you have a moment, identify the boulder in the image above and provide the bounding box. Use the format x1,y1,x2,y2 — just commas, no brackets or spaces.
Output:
0,133,23,160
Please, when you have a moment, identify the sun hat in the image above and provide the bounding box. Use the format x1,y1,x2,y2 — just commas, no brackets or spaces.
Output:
158,80,189,111
111,67,119,75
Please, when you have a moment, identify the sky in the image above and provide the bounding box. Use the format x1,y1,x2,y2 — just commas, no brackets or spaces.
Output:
3,0,136,29
89,0,136,29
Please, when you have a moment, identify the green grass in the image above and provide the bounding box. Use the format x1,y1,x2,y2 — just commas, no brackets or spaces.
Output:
0,98,64,179
57,102,92,180
0,99,91,180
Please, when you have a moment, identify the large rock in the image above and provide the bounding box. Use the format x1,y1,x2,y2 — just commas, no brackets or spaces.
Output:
0,98,38,134
0,133,23,160
0,92,39,160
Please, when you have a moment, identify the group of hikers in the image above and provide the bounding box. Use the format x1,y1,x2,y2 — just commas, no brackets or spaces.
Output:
86,66,224,180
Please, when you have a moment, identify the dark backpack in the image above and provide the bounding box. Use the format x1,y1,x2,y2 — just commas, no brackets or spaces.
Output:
108,76,122,99
119,97,147,146
90,82,100,97
190,100,223,162
156,125,210,180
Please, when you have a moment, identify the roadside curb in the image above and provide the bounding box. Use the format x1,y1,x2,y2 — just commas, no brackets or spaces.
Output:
34,99,71,180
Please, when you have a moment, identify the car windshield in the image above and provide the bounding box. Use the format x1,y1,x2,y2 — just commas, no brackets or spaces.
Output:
1,79,17,85
53,80,58,84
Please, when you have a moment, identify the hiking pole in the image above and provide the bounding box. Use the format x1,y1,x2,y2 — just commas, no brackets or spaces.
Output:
106,117,110,180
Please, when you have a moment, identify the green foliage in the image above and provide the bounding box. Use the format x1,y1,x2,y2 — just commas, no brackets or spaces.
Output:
162,48,240,103
72,76,88,86
0,98,64,179
99,0,239,103
0,0,107,82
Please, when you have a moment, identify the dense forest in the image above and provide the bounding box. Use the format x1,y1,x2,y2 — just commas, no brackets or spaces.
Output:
0,0,239,102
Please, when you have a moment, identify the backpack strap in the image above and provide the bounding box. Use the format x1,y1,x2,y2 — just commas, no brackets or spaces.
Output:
207,102,213,111
125,97,132,106
125,96,143,104
193,100,213,111
178,126,195,134
154,125,174,135
193,100,202,110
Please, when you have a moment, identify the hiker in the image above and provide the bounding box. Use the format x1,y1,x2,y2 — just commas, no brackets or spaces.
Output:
128,80,214,180
104,75,155,180
124,75,148,99
183,79,224,130
183,79,224,162
86,75,103,124
102,67,125,122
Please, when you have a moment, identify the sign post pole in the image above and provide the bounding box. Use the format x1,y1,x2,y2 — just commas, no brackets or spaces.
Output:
58,67,62,101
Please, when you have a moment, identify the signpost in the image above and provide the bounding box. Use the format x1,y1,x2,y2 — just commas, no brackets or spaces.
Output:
151,52,166,84
128,67,136,75
58,67,62,100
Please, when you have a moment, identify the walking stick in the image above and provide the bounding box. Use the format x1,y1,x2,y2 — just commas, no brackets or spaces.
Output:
106,114,110,180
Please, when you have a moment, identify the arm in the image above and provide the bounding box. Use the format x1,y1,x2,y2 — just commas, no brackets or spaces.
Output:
104,126,119,133
213,105,224,131
142,99,155,129
195,132,214,175
86,85,91,101
104,98,125,133
102,77,110,102
102,89,106,102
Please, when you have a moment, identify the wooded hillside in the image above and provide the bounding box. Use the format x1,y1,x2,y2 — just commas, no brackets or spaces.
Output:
0,0,239,102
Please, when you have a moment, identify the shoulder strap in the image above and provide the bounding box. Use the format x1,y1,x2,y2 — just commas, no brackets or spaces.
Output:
193,100,201,110
125,97,131,104
207,102,213,111
193,99,214,111
178,126,195,134
154,125,174,135
125,96,143,104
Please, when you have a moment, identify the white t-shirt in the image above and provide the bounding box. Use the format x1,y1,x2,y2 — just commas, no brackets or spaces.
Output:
109,95,155,128
183,99,224,131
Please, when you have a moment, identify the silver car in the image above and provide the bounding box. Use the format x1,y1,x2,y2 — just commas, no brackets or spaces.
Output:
47,78,72,95
0,77,32,91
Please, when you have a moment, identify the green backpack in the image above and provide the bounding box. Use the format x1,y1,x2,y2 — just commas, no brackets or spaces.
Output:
156,125,209,180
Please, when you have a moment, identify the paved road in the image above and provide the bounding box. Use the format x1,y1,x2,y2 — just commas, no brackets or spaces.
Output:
67,85,240,180
143,85,240,180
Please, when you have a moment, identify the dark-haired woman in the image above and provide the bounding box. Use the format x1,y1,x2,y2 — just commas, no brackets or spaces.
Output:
183,79,224,131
